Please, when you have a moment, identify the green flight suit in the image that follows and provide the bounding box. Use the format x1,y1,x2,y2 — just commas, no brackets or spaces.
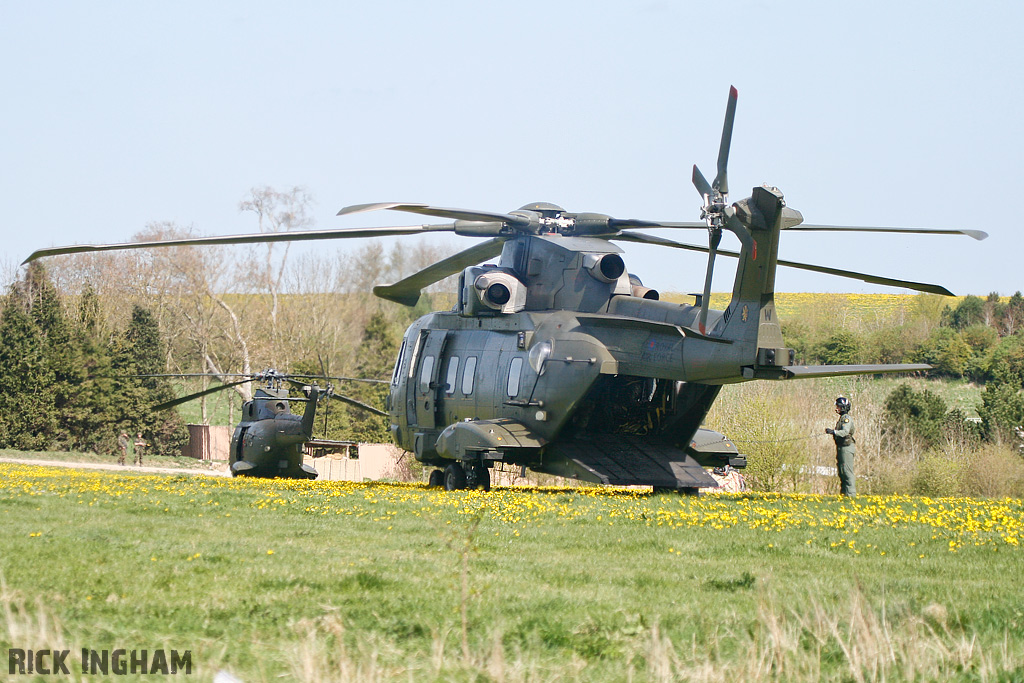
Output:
831,413,856,496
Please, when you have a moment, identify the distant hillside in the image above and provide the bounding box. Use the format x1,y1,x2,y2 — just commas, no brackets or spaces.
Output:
661,292,964,327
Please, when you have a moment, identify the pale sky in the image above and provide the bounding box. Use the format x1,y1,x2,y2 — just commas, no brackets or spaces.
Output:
2,1,1021,298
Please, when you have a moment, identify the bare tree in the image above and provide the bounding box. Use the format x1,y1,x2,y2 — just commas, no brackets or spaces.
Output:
239,186,314,360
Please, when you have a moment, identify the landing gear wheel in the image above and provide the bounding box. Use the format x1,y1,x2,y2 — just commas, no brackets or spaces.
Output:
474,464,491,492
444,463,466,491
427,469,444,488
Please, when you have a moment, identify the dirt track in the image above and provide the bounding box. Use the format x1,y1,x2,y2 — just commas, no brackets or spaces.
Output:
0,457,231,477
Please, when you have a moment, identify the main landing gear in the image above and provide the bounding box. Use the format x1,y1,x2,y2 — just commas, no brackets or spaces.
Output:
427,461,491,492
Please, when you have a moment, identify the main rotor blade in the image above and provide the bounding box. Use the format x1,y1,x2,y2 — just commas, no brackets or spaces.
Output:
713,86,738,195
698,231,722,334
23,224,457,264
373,237,508,306
328,392,388,417
614,231,955,296
785,224,988,241
339,202,533,228
152,378,253,411
609,218,708,231
288,374,389,384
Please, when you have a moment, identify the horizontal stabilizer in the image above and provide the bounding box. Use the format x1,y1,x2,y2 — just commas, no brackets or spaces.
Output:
780,363,930,379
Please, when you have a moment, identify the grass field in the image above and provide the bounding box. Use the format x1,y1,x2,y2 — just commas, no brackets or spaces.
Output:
0,448,224,471
2,462,1023,682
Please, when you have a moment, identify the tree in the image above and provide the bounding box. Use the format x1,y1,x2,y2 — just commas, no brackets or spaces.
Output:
113,306,188,457
945,295,985,330
63,284,121,453
915,328,972,378
0,293,55,449
346,311,398,443
814,331,861,365
978,379,1024,445
1001,292,1024,336
882,384,948,450
239,186,314,361
23,262,80,447
981,334,1024,386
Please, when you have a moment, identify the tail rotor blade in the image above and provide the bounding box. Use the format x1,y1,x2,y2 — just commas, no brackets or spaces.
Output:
692,164,712,200
713,86,738,195
724,212,756,255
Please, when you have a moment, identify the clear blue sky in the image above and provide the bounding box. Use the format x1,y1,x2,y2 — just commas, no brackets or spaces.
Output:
2,0,1020,297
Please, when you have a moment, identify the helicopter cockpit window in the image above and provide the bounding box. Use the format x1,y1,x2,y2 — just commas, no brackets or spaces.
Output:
419,356,435,392
392,340,407,385
462,356,478,395
507,357,524,397
445,356,459,395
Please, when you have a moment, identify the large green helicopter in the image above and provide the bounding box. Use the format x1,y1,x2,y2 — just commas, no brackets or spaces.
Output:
26,87,986,492
142,369,386,479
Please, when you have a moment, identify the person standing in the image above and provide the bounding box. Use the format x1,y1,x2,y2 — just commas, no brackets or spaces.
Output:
825,396,856,496
133,432,148,467
117,432,129,466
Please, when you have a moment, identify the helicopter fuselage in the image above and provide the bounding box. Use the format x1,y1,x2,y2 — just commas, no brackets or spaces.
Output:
383,221,784,487
229,387,320,478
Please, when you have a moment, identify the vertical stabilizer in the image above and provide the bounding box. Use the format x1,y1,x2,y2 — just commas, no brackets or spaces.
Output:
715,186,803,374
300,386,321,440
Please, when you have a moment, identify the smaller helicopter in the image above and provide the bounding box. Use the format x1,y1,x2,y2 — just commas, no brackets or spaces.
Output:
145,369,387,479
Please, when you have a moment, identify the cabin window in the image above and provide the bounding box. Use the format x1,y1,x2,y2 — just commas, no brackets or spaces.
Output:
507,357,524,397
419,356,435,392
392,339,407,385
445,356,460,395
462,356,478,395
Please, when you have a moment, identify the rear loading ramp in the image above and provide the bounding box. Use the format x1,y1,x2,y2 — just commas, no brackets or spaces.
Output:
540,436,718,489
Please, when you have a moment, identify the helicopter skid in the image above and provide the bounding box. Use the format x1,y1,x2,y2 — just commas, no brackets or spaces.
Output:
540,436,719,490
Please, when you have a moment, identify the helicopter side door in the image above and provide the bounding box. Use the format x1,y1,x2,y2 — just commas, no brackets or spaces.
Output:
410,329,449,430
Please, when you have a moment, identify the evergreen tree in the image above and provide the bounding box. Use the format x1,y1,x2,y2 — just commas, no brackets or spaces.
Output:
113,305,188,457
0,293,56,449
346,311,397,443
24,262,81,447
978,379,1024,444
882,384,948,449
63,284,121,453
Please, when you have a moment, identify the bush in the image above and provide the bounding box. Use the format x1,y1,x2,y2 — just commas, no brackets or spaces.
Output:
977,380,1024,444
912,449,967,497
915,328,972,378
814,332,861,365
981,333,1024,385
964,444,1024,498
882,385,948,450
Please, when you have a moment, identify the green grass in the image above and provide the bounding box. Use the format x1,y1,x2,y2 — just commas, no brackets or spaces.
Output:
2,462,1023,681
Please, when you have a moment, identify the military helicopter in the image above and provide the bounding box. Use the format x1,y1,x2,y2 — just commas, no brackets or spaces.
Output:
26,87,986,492
142,369,387,479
